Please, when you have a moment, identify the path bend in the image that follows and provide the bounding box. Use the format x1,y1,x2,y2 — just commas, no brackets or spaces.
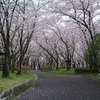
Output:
17,70,100,100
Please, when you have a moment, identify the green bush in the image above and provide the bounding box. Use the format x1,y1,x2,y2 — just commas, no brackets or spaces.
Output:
75,68,99,74
14,67,18,71
41,65,52,71
21,66,30,73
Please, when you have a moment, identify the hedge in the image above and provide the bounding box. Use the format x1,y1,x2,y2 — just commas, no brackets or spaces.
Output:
41,65,52,71
75,68,99,74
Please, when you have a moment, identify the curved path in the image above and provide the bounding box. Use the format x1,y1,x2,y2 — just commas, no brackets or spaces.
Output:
17,70,100,100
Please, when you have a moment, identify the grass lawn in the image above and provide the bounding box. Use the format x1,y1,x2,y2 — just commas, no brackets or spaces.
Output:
43,68,100,79
46,68,75,75
81,73,100,79
0,71,37,93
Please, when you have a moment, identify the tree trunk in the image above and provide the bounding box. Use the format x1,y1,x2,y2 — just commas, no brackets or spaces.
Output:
11,59,16,73
2,55,9,77
38,63,41,70
56,61,59,70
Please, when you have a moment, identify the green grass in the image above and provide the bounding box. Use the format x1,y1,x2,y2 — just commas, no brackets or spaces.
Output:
0,71,37,93
43,68,100,79
43,68,75,75
81,73,100,79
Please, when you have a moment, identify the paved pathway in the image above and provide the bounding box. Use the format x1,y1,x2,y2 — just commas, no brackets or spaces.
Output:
17,70,100,100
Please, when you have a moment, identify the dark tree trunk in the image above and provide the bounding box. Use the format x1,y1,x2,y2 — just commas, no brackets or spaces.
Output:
33,61,36,70
56,61,59,70
38,63,41,70
11,59,16,73
2,55,9,77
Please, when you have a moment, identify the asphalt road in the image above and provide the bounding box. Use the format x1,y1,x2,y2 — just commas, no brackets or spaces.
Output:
17,70,100,100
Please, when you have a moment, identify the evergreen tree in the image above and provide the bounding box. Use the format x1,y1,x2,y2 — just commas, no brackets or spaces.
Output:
84,34,100,69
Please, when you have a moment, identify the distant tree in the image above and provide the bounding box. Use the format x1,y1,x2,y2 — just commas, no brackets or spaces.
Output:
47,23,75,70
36,35,60,70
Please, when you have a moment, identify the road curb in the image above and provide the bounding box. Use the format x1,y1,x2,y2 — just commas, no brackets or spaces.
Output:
0,74,38,100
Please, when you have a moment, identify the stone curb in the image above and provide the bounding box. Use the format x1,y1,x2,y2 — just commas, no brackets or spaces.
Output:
0,74,38,100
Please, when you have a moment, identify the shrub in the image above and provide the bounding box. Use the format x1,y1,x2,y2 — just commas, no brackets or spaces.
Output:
41,65,52,71
75,68,99,74
21,66,30,73
14,67,18,71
